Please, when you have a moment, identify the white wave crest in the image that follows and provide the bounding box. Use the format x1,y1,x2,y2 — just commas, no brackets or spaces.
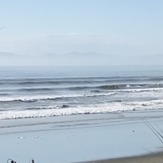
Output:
0,99,163,120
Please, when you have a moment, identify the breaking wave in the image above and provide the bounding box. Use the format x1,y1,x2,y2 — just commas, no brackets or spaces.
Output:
0,99,163,120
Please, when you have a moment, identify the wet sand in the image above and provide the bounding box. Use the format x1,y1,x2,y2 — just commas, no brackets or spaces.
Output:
1,111,163,162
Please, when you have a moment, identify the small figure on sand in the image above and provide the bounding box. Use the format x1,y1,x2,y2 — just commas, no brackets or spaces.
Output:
7,159,16,163
11,161,16,163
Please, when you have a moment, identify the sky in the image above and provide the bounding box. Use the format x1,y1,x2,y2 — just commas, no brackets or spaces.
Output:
0,0,163,66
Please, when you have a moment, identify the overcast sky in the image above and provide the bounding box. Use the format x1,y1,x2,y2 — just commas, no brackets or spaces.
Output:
0,0,163,66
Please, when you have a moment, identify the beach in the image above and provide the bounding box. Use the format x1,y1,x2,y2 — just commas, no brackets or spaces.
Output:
1,110,163,163
87,152,163,163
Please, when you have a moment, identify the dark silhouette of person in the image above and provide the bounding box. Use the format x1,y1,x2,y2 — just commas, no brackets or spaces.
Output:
11,160,16,163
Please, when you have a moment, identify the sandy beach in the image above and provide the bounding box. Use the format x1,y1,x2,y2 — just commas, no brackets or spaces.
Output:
1,110,163,163
87,152,163,163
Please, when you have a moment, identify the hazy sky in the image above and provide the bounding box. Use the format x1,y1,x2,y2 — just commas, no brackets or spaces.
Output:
0,0,163,66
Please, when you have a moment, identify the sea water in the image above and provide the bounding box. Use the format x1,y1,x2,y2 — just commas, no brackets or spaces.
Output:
0,66,163,119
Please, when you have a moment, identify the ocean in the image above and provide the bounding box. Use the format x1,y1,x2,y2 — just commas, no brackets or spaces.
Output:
0,66,163,120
